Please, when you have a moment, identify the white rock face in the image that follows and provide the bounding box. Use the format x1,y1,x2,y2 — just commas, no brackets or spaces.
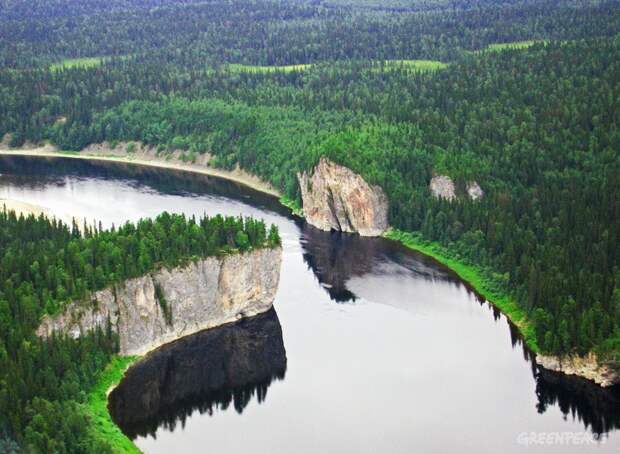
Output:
297,157,389,236
466,181,484,200
429,175,456,201
536,353,619,387
430,175,484,201
37,247,282,356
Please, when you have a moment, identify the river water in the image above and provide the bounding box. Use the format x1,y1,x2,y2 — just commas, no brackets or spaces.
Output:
1,155,619,453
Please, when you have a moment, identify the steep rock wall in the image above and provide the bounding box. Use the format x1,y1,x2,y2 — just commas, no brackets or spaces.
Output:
430,175,484,201
537,353,619,387
37,247,282,356
297,157,388,236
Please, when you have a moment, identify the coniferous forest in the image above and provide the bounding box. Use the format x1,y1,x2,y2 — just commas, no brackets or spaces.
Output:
0,209,279,452
1,0,620,451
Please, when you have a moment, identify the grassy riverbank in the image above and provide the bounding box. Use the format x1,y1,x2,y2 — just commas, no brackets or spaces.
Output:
86,356,140,453
384,229,539,353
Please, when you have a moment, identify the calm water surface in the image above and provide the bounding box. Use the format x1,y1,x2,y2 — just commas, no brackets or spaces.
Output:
1,156,619,453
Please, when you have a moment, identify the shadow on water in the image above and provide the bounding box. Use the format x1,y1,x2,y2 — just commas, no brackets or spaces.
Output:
300,225,620,436
536,368,620,436
299,223,456,302
108,308,287,440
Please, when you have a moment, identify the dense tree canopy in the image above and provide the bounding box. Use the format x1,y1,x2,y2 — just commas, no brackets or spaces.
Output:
1,0,619,450
0,210,279,451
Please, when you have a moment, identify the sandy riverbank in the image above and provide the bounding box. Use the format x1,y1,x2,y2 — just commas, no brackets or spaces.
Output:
0,142,281,198
0,197,78,227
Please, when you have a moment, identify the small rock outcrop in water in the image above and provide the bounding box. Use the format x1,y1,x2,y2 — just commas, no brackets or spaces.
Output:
536,353,620,388
297,157,389,236
37,248,282,356
429,175,484,201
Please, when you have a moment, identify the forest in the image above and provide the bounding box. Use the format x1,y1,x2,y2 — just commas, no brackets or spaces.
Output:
0,210,279,452
1,0,620,451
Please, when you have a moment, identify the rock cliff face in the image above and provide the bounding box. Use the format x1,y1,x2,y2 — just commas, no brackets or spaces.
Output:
430,175,484,201
537,353,620,388
297,157,389,236
429,175,456,201
37,247,282,356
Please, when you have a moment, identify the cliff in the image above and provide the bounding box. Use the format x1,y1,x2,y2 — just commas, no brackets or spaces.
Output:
37,247,282,356
429,175,484,201
536,353,620,388
297,157,389,236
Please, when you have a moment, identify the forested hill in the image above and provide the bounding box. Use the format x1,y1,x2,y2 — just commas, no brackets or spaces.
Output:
2,0,620,66
1,0,620,450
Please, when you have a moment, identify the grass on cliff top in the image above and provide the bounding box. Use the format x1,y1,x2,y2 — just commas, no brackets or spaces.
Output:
86,355,140,453
384,229,539,353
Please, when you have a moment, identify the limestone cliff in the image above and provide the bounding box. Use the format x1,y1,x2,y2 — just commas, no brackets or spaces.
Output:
297,157,388,236
37,247,282,356
536,353,620,388
430,175,484,201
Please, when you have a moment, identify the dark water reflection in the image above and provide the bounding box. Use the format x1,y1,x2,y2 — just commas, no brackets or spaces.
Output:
536,369,620,436
2,155,619,453
108,308,286,439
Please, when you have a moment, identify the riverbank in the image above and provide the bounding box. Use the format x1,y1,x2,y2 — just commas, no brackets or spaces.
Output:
86,356,140,453
0,197,77,227
3,148,614,388
0,145,281,198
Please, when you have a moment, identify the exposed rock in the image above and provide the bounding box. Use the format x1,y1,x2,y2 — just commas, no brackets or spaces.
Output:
430,175,484,201
37,247,282,356
429,175,456,201
536,353,620,388
297,157,388,236
466,181,484,200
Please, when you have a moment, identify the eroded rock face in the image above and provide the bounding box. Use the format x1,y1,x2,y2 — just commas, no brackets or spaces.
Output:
430,175,484,201
37,247,282,356
297,157,388,236
536,353,620,388
429,175,456,201
466,181,484,200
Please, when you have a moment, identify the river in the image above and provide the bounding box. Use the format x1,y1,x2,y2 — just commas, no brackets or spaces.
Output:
1,155,619,453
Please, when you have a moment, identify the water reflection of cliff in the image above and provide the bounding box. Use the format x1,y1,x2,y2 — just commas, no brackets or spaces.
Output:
108,308,287,439
536,368,620,435
300,224,455,302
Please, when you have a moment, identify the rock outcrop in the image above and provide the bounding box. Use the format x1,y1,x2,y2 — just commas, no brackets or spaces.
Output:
536,353,620,388
430,175,484,201
429,175,456,201
297,157,388,236
466,181,484,200
37,247,282,356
